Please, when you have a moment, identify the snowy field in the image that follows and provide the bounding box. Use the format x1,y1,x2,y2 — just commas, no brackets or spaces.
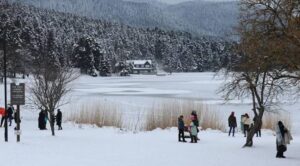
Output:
0,73,299,166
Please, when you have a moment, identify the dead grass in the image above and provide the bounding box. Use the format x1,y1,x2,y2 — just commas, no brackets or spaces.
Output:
67,100,123,128
144,100,225,131
262,111,292,130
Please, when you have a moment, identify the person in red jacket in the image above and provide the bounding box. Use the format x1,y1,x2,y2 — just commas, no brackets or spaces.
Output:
0,108,6,127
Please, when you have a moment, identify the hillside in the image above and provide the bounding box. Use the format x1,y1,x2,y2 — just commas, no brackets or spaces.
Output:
10,0,239,38
0,2,234,76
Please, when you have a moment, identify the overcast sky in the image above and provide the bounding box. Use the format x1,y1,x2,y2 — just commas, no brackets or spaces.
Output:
128,0,237,5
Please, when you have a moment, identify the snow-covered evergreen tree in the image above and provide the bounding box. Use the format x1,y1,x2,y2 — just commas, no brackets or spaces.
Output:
0,2,236,76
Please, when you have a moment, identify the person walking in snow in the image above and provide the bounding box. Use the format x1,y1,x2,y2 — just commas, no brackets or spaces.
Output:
56,109,63,130
178,115,186,142
228,112,237,137
242,113,251,137
190,115,198,143
275,121,292,158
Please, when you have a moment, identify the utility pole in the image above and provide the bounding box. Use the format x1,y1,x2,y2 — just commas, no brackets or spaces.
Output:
3,28,8,142
16,105,20,142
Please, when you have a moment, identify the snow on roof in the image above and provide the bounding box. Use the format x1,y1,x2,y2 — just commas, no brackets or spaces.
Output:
126,60,152,65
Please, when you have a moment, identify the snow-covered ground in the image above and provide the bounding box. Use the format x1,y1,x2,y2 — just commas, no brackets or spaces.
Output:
0,73,299,166
1,122,300,166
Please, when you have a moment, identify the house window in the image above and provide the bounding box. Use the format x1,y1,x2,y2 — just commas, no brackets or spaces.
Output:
139,65,142,68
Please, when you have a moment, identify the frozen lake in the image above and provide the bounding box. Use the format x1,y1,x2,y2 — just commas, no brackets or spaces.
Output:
65,73,300,131
1,72,299,131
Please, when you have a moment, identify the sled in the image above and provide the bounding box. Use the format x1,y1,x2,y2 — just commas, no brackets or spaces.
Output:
184,126,191,138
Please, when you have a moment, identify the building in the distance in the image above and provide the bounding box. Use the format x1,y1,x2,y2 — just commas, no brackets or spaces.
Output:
126,60,156,74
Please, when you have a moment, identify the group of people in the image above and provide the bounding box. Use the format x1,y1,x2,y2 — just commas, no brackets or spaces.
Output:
177,111,199,143
177,110,293,158
38,109,62,130
228,112,262,137
0,106,21,130
227,111,292,158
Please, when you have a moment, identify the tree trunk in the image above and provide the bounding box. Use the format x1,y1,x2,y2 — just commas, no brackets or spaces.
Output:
49,111,55,136
244,109,264,147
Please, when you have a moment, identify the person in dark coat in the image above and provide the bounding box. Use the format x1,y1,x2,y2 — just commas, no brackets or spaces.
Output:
38,110,46,130
228,112,237,137
14,110,21,130
253,116,262,137
191,111,200,140
178,115,186,142
7,106,14,126
191,111,199,127
56,109,62,130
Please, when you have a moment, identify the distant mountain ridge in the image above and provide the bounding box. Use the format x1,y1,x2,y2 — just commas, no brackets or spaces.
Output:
10,0,239,38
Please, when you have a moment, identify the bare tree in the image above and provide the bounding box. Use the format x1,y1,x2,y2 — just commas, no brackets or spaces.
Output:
29,30,78,136
220,0,300,147
238,0,300,79
220,68,294,147
30,66,78,136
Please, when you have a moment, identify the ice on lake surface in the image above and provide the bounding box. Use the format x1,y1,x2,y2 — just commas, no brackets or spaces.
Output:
64,73,300,131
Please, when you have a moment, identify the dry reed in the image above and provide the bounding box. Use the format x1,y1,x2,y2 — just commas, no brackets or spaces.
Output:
262,111,292,130
67,100,123,128
144,100,225,131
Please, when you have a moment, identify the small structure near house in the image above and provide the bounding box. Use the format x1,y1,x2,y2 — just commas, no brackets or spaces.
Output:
120,69,129,76
126,60,156,74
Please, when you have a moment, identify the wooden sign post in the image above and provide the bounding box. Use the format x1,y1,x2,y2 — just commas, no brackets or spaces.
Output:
11,83,25,142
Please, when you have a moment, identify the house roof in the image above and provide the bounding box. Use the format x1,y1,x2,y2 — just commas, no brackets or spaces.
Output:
126,60,152,65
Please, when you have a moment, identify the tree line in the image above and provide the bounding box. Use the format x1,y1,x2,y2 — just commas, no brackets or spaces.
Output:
0,2,235,77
